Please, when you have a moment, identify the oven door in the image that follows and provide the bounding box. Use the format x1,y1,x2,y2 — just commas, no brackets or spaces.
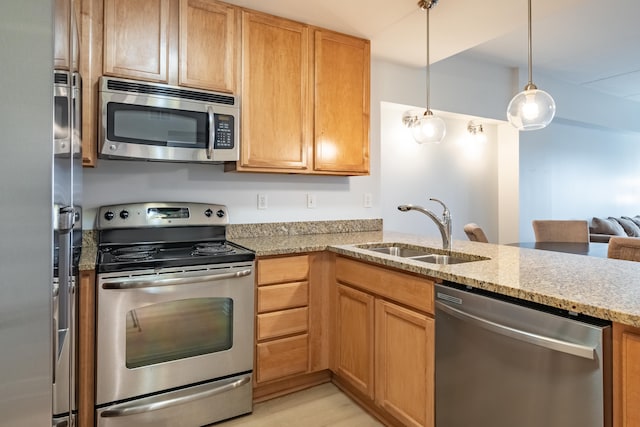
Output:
96,262,254,406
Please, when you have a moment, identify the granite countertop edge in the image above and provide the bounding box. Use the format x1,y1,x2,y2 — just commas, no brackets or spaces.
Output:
80,228,640,328
234,230,640,328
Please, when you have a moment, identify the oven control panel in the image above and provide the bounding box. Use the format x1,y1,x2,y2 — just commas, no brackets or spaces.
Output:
97,202,228,229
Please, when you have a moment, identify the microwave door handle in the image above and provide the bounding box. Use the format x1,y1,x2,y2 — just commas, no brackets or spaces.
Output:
207,106,214,160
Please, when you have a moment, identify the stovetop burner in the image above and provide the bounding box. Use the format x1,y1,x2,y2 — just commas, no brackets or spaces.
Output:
192,242,235,256
96,202,255,273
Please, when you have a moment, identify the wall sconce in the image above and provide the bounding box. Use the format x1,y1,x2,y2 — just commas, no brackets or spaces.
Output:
467,121,487,143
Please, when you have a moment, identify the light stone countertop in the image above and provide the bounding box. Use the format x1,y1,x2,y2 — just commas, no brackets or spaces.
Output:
81,223,640,328
233,230,640,328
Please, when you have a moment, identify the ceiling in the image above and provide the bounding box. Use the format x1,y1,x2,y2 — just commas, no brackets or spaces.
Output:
224,0,640,102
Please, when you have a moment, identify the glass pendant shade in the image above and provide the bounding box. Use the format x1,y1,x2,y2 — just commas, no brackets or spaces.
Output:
412,112,446,144
506,87,556,131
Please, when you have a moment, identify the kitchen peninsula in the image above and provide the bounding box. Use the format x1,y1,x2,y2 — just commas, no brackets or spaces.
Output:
230,222,640,427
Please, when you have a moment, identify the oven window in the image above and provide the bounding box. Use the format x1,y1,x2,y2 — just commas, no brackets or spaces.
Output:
126,297,233,368
107,102,208,148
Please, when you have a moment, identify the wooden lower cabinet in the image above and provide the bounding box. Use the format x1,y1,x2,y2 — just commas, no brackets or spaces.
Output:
614,322,640,427
256,334,309,383
253,253,332,401
375,300,434,427
333,256,435,427
78,270,96,427
335,284,374,398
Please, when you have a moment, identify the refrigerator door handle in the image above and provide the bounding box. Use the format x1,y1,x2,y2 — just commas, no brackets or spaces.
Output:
436,300,596,360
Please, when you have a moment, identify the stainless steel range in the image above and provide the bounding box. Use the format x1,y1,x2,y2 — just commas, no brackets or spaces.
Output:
94,202,255,427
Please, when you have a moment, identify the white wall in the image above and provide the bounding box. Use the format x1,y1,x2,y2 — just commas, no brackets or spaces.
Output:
373,57,519,243
83,160,381,228
518,120,640,240
84,51,640,244
380,103,501,242
514,66,640,241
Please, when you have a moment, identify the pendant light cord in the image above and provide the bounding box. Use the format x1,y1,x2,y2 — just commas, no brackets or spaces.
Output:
426,5,431,112
527,0,533,86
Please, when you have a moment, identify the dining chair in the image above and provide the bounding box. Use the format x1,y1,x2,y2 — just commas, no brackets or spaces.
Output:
532,220,589,243
464,223,489,243
607,236,640,262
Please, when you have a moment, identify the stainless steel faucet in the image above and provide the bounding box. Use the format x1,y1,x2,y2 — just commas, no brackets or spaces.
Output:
398,198,452,251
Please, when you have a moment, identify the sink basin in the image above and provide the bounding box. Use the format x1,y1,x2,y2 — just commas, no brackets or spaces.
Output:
357,243,489,265
411,254,470,265
366,246,432,258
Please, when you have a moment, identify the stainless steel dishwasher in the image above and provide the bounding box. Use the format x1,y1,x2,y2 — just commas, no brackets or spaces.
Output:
435,282,611,427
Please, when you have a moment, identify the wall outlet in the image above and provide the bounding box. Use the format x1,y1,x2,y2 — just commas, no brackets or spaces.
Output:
257,193,268,210
307,193,317,209
363,193,373,208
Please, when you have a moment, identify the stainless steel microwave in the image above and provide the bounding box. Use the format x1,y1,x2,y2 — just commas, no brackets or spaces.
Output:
98,76,239,163
54,70,81,157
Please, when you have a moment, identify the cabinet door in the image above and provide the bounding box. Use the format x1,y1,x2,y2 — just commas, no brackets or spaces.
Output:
103,0,170,82
239,12,312,171
314,30,370,174
54,0,70,69
179,0,237,93
335,284,375,399
614,323,640,427
375,299,434,427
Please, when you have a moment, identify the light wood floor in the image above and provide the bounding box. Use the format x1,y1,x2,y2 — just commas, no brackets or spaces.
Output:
217,383,383,427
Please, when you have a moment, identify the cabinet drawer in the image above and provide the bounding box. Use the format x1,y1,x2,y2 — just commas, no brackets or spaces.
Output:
257,281,308,313
336,256,434,314
258,255,309,285
256,334,309,383
257,307,308,340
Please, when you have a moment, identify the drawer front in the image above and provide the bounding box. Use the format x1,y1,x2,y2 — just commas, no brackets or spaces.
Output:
258,255,309,285
257,307,308,341
256,334,309,383
257,281,309,313
336,256,434,314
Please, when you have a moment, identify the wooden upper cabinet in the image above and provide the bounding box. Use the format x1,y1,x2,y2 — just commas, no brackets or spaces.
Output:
314,30,370,174
179,0,238,93
103,0,170,82
229,13,370,175
54,0,71,69
239,11,312,171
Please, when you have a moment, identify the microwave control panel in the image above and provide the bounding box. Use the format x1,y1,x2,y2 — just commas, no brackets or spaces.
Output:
214,114,235,149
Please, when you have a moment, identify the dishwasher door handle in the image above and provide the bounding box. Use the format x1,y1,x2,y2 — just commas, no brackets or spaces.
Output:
436,301,596,360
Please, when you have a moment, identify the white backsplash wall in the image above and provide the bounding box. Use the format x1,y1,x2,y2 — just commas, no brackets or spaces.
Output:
82,159,381,229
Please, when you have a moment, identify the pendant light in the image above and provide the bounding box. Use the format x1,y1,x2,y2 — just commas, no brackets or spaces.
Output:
408,0,446,144
507,0,556,130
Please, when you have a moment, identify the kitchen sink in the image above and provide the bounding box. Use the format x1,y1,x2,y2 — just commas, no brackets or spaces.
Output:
357,243,489,265
411,254,470,265
365,246,433,258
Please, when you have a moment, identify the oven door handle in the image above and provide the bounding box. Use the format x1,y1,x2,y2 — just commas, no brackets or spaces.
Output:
99,374,251,418
102,269,252,290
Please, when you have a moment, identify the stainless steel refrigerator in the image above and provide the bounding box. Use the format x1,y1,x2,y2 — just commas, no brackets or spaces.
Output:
0,1,81,426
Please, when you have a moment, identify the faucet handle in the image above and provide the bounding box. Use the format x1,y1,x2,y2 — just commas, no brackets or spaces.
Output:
429,197,449,215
